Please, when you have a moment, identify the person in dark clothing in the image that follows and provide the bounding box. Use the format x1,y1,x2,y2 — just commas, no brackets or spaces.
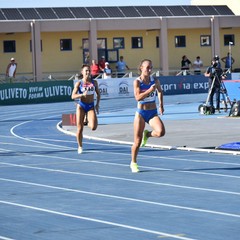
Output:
204,56,224,113
181,55,192,70
180,55,192,75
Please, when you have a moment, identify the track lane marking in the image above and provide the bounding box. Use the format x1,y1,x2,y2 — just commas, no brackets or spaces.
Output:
0,200,195,240
0,177,240,218
0,162,240,196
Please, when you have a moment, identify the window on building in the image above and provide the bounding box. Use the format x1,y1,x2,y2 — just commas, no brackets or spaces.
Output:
175,36,186,48
113,38,125,49
156,36,159,48
107,49,119,62
131,37,143,49
224,34,234,46
60,39,72,51
82,39,89,50
97,38,107,49
82,38,107,49
3,40,16,53
200,35,211,47
83,50,90,64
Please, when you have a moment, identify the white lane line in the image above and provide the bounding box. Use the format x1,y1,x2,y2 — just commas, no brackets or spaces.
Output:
0,177,239,219
60,123,240,155
0,141,73,151
1,147,240,180
0,161,240,196
0,162,240,195
8,119,240,167
1,108,66,121
2,133,240,169
0,236,14,240
0,200,196,240
23,137,76,143
8,118,117,151
10,120,77,150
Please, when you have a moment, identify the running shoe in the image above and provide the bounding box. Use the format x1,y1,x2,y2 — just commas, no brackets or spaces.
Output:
130,162,140,173
141,130,149,147
78,147,83,154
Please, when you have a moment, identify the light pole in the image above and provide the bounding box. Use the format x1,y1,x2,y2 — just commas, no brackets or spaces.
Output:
229,41,233,73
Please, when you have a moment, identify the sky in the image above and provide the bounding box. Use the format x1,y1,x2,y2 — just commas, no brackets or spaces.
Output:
1,0,192,8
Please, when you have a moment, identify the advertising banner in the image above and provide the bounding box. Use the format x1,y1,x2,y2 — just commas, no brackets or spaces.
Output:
160,75,209,95
97,75,209,99
97,78,134,99
0,75,212,105
0,80,73,105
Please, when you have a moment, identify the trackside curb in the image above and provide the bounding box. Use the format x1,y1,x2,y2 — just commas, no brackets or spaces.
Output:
57,121,240,156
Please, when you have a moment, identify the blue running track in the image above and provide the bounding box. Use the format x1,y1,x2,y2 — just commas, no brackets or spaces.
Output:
0,98,239,240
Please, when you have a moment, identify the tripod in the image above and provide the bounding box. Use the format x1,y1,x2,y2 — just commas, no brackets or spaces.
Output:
205,71,222,112
199,69,232,114
219,80,233,112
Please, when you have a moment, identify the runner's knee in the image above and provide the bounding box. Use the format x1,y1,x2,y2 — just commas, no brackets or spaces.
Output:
155,128,165,138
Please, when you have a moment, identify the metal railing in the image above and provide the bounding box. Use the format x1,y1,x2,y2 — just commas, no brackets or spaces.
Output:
0,67,210,84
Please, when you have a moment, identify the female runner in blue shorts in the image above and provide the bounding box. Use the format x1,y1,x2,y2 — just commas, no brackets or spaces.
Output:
131,59,165,172
71,64,100,154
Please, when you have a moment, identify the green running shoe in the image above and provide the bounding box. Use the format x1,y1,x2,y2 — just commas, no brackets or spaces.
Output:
130,162,140,173
141,130,149,147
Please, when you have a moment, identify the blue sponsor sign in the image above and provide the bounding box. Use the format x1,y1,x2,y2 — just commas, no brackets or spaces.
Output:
158,75,209,95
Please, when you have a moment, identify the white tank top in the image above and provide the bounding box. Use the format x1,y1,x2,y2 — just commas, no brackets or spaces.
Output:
78,80,95,96
8,64,17,77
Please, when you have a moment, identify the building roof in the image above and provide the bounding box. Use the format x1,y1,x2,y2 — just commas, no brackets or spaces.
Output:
0,5,234,20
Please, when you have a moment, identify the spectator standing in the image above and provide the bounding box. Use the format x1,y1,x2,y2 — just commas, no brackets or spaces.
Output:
116,56,129,78
98,56,106,73
181,55,192,75
84,52,90,64
6,58,17,83
193,56,203,75
90,59,100,79
103,62,112,79
221,52,235,72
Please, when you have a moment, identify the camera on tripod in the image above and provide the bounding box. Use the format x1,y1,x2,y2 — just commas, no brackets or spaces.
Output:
210,55,224,80
211,55,220,68
198,54,230,115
